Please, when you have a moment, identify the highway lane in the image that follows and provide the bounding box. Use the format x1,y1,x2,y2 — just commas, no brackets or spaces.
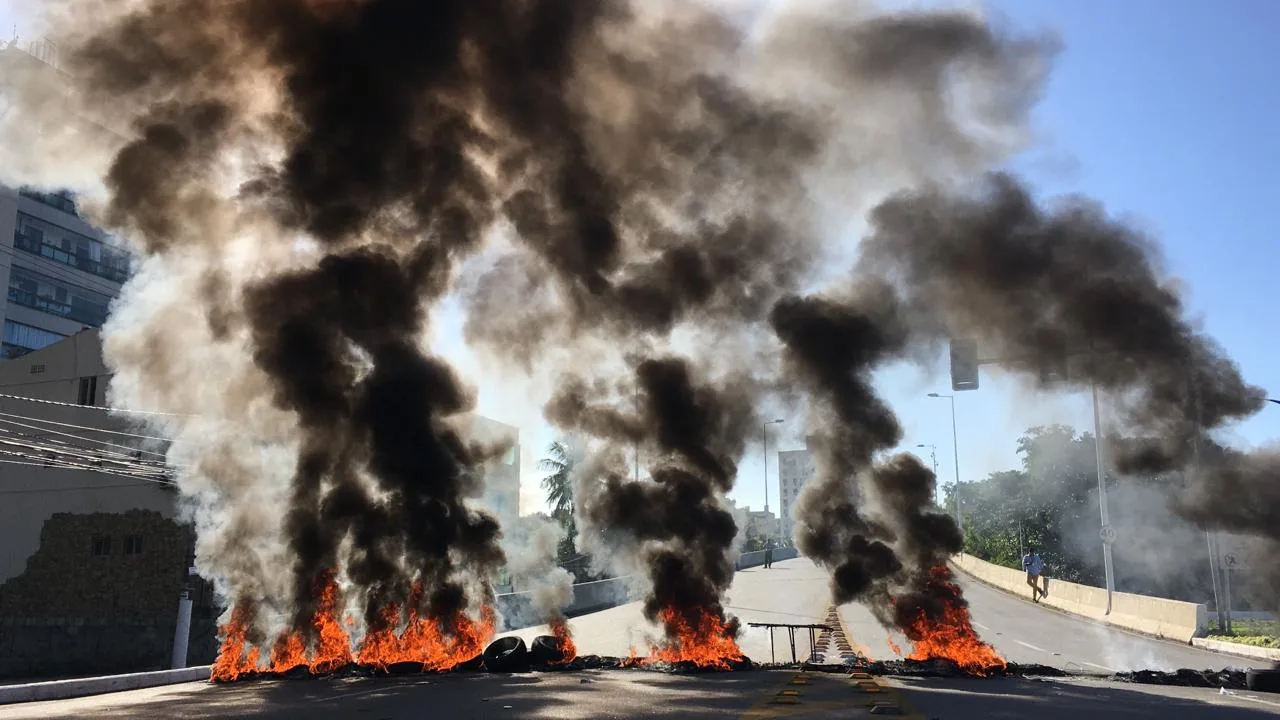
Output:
944,569,1267,672
7,556,1280,719
501,557,833,664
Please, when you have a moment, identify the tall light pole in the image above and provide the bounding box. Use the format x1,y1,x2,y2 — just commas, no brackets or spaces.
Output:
763,419,784,538
927,393,962,535
1091,379,1116,615
916,443,938,504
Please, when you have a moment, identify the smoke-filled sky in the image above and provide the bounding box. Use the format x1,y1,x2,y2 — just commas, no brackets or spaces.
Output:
416,0,1280,515
2,0,1277,519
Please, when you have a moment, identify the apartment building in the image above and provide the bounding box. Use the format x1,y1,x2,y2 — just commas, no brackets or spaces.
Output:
777,445,815,544
0,41,130,360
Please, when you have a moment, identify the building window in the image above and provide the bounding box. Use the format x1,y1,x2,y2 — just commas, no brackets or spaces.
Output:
7,265,111,327
91,535,111,556
124,535,142,555
77,376,99,406
19,187,80,216
29,364,45,375
12,212,131,284
2,320,66,357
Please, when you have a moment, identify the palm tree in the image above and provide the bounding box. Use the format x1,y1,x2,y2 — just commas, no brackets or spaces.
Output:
539,440,577,554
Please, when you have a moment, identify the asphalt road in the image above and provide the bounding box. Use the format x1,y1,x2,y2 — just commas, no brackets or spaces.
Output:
5,557,1278,719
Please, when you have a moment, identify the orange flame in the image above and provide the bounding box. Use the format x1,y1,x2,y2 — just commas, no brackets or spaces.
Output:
549,616,577,665
357,603,495,672
648,607,745,670
308,575,353,673
213,574,496,681
886,636,903,656
211,604,261,682
904,566,1005,674
269,631,306,673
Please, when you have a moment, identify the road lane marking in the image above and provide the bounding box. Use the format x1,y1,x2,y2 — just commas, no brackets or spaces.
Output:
1080,661,1116,672
1237,694,1280,708
972,621,989,630
1013,640,1051,653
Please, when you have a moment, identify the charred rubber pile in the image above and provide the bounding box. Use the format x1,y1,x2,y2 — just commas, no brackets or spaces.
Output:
212,635,756,681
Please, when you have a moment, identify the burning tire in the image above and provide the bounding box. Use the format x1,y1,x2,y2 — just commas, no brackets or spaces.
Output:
530,635,569,666
483,636,530,673
1247,668,1280,694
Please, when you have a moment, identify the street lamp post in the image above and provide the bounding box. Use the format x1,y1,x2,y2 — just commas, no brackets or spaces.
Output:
916,443,939,504
1091,379,1116,615
763,420,784,522
927,393,963,534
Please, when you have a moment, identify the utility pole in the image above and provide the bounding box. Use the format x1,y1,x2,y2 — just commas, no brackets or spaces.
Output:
916,444,939,505
927,393,963,535
171,544,196,669
1091,378,1116,615
763,419,784,525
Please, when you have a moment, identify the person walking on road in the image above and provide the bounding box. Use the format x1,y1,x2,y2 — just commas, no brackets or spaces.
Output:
1022,549,1046,602
764,538,774,569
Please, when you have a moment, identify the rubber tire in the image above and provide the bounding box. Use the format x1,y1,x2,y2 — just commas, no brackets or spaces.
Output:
483,636,530,673
530,635,568,665
1247,668,1280,694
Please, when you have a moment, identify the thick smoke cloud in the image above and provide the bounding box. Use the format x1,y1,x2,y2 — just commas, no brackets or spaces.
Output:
855,173,1280,609
769,288,963,629
547,358,752,639
859,173,1265,473
17,0,1159,656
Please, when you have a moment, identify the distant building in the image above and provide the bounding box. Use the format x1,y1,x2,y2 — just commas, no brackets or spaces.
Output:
0,42,132,360
467,415,521,528
744,508,779,541
778,444,815,544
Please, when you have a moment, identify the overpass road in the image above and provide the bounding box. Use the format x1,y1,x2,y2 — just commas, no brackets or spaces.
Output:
5,557,1278,719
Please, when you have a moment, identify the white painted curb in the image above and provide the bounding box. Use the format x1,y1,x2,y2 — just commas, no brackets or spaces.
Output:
0,665,211,705
1191,638,1280,662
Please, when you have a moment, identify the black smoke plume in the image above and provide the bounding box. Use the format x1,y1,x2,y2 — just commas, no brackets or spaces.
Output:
770,288,964,630
859,173,1265,474
859,174,1277,548
546,357,753,642
62,0,628,645
46,0,1063,657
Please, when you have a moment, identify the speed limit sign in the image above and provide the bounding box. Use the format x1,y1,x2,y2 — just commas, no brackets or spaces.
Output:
1099,525,1117,544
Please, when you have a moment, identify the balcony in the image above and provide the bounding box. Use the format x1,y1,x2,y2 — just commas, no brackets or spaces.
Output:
7,287,108,327
12,231,130,284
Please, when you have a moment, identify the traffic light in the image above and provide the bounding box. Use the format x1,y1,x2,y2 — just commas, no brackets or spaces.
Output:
1036,329,1069,384
949,339,979,391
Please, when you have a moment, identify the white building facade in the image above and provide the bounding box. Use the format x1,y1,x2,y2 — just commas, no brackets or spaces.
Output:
0,43,131,361
777,446,815,545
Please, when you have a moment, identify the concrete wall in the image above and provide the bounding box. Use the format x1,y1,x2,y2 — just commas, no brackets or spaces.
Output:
0,510,218,680
953,553,1207,643
495,547,801,631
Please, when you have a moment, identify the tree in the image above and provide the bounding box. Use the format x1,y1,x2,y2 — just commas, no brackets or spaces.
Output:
538,440,577,558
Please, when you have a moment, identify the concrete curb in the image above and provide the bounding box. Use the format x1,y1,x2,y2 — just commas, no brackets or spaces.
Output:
948,560,1197,648
0,665,211,705
1191,637,1280,662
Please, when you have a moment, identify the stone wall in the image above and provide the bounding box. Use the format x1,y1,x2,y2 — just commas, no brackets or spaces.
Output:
0,510,218,679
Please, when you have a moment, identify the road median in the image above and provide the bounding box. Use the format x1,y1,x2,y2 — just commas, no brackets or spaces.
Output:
0,666,212,705
951,553,1206,643
1190,637,1280,662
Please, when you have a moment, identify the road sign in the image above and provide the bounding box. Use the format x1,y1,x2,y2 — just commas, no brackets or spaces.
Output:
1217,533,1253,571
1099,525,1117,544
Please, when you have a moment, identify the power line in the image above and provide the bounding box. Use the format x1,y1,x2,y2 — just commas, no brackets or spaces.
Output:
0,391,192,417
0,445,173,485
0,415,168,458
0,408,171,442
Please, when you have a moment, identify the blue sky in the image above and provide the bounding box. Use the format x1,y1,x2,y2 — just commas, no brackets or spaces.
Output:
5,2,1277,517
